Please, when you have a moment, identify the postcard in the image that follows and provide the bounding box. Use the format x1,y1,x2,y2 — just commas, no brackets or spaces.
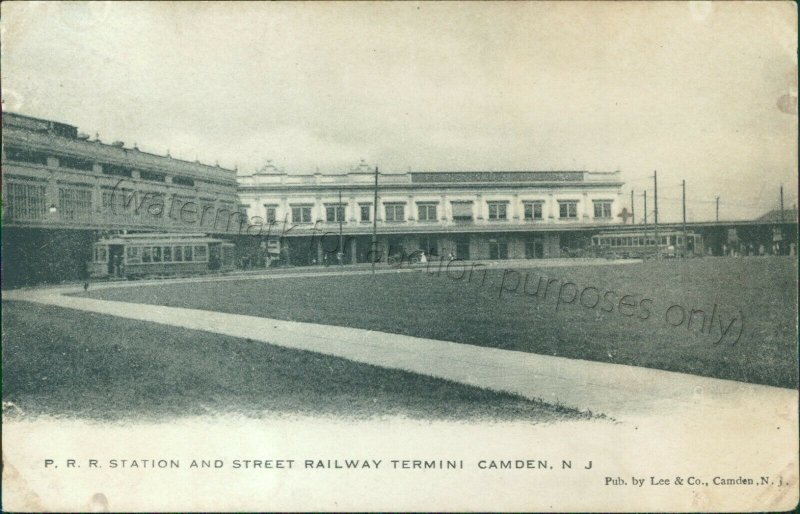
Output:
2,2,797,511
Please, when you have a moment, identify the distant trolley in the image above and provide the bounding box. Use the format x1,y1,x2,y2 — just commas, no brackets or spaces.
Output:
89,233,236,279
591,229,703,259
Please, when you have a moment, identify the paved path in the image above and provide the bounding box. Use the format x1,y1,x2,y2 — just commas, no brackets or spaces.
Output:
5,270,796,424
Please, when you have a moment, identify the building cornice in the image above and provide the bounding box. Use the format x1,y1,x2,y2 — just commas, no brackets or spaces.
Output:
3,126,237,184
238,181,625,193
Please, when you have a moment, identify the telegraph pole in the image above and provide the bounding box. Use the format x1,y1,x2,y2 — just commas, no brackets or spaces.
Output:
653,170,659,258
779,186,785,255
630,189,635,224
643,190,647,225
715,196,720,222
338,188,344,267
682,179,687,257
372,166,379,274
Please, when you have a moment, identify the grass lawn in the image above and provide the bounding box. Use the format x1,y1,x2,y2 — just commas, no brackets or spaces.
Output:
81,257,798,388
1,301,587,422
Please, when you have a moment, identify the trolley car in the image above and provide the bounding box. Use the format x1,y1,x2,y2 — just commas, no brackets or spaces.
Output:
89,233,236,279
591,229,703,259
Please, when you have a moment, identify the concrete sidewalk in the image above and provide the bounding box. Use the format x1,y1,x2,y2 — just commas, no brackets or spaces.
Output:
5,281,796,424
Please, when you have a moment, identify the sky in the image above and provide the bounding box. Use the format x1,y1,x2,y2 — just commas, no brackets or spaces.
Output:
1,1,797,222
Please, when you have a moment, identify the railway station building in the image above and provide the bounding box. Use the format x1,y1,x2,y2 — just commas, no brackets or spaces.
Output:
3,111,795,286
1,112,241,287
236,160,626,266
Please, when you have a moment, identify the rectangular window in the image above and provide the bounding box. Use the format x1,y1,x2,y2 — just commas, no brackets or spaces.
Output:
5,181,47,221
558,201,578,219
525,240,544,259
384,203,405,222
140,170,166,182
194,245,208,261
58,186,93,221
172,176,194,187
102,187,137,219
488,202,508,220
103,164,132,178
198,202,215,227
59,156,93,171
360,204,371,222
593,200,612,219
419,236,438,256
163,246,172,262
152,246,162,262
489,240,508,259
326,204,346,222
291,205,312,223
174,246,183,262
264,205,278,223
184,246,193,261
451,202,473,221
94,246,108,262
126,246,141,263
5,146,48,165
417,203,438,221
142,247,152,263
523,202,543,220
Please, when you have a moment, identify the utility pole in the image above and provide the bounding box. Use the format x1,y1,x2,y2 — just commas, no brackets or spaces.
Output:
643,190,647,225
715,196,720,222
630,189,635,224
338,188,344,267
653,170,659,258
682,179,687,258
372,166,378,274
779,186,785,255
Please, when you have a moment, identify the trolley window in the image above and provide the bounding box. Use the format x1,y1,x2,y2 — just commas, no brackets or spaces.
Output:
174,246,183,262
142,247,152,263
194,245,208,261
152,246,162,262
184,246,193,261
94,246,108,262
126,246,141,263
163,246,172,262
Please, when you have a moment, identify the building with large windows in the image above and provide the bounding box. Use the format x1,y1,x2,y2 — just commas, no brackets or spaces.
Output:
237,160,626,265
2,112,241,286
4,111,795,287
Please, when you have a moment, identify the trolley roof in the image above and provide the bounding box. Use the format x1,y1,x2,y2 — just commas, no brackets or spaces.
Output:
93,233,226,245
